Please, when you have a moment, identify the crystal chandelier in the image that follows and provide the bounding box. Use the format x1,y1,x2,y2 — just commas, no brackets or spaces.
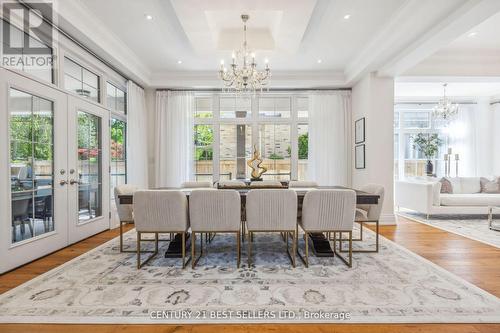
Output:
218,14,271,93
433,83,458,121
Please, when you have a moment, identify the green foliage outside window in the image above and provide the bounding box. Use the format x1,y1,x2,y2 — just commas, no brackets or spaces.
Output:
195,125,213,161
111,119,125,161
10,113,53,163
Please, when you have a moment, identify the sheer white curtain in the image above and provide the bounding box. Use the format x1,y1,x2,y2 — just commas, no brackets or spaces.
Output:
308,91,352,186
126,81,148,188
154,91,194,187
493,103,500,176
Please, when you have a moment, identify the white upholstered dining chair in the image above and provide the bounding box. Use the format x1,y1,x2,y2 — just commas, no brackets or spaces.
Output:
352,184,384,253
181,181,213,188
218,180,247,188
299,189,356,267
288,181,318,188
189,190,241,268
114,184,138,252
246,189,298,267
133,190,190,269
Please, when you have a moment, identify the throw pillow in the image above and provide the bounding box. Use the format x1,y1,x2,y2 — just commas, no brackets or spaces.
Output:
481,177,500,193
460,177,481,194
439,177,452,194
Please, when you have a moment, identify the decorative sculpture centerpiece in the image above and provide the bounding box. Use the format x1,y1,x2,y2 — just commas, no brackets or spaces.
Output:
247,144,267,181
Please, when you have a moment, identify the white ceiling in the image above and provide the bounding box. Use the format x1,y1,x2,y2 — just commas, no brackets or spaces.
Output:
77,0,404,72
53,0,500,87
403,7,500,77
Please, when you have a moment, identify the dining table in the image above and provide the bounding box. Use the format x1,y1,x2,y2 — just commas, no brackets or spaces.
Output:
117,186,380,205
118,186,380,258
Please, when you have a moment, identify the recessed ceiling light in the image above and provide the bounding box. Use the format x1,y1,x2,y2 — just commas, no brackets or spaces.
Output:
177,60,182,64
344,14,351,20
467,32,477,37
317,59,322,64
145,14,153,20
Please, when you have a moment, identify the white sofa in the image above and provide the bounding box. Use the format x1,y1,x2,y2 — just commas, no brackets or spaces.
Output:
395,177,500,217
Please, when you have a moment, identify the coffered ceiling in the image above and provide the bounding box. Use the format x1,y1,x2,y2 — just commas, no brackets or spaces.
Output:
52,0,500,88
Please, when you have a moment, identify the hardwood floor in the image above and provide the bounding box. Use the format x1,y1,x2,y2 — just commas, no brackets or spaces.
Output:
0,217,499,333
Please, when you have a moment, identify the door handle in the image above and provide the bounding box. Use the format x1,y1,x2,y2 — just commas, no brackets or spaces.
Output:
59,180,68,186
69,179,81,185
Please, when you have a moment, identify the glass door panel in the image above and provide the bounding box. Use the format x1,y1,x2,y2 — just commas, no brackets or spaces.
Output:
67,96,109,244
77,111,102,223
0,69,68,274
10,89,55,242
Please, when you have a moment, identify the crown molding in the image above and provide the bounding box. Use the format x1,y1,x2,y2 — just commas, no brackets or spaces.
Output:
149,70,347,89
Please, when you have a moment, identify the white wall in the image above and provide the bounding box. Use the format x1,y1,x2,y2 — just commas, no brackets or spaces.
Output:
352,73,395,224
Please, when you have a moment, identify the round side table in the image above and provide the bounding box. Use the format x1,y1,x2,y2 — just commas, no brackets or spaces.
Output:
488,206,500,231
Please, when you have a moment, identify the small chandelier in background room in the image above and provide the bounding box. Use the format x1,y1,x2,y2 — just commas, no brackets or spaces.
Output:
433,83,459,122
218,14,271,93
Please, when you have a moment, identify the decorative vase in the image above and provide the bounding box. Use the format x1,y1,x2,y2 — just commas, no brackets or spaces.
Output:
426,160,434,176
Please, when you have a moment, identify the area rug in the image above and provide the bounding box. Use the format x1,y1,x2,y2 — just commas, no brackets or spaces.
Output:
398,211,500,249
0,229,499,324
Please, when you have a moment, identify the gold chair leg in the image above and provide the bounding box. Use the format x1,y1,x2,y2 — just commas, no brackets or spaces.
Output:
292,231,296,268
120,221,124,252
136,231,140,269
182,232,186,268
333,231,352,268
191,232,196,269
247,232,252,267
236,232,241,268
296,231,309,268
305,231,309,267
340,220,380,253
192,232,204,269
136,231,159,269
352,221,364,241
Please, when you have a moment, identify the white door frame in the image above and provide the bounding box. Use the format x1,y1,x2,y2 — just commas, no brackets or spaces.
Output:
0,69,69,273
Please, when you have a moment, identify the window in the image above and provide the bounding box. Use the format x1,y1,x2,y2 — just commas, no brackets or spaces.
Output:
402,111,430,129
195,97,212,118
259,97,291,118
110,119,126,199
220,124,252,179
297,97,309,118
297,124,309,180
106,82,126,114
10,89,54,243
220,96,251,118
258,124,291,180
193,93,308,181
64,57,100,103
394,105,449,179
194,125,214,181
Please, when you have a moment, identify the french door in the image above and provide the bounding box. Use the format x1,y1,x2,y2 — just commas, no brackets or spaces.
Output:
0,69,110,273
67,96,110,244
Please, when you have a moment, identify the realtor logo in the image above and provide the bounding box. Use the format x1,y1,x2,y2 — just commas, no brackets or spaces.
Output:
2,1,54,70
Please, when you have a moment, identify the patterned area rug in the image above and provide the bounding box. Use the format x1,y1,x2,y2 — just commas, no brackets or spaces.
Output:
0,229,499,324
398,211,500,248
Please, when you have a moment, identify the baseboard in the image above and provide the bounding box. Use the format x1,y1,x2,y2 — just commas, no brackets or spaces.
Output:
380,213,396,225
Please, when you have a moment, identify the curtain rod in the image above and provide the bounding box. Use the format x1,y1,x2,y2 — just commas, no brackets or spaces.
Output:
156,88,352,92
18,0,144,90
